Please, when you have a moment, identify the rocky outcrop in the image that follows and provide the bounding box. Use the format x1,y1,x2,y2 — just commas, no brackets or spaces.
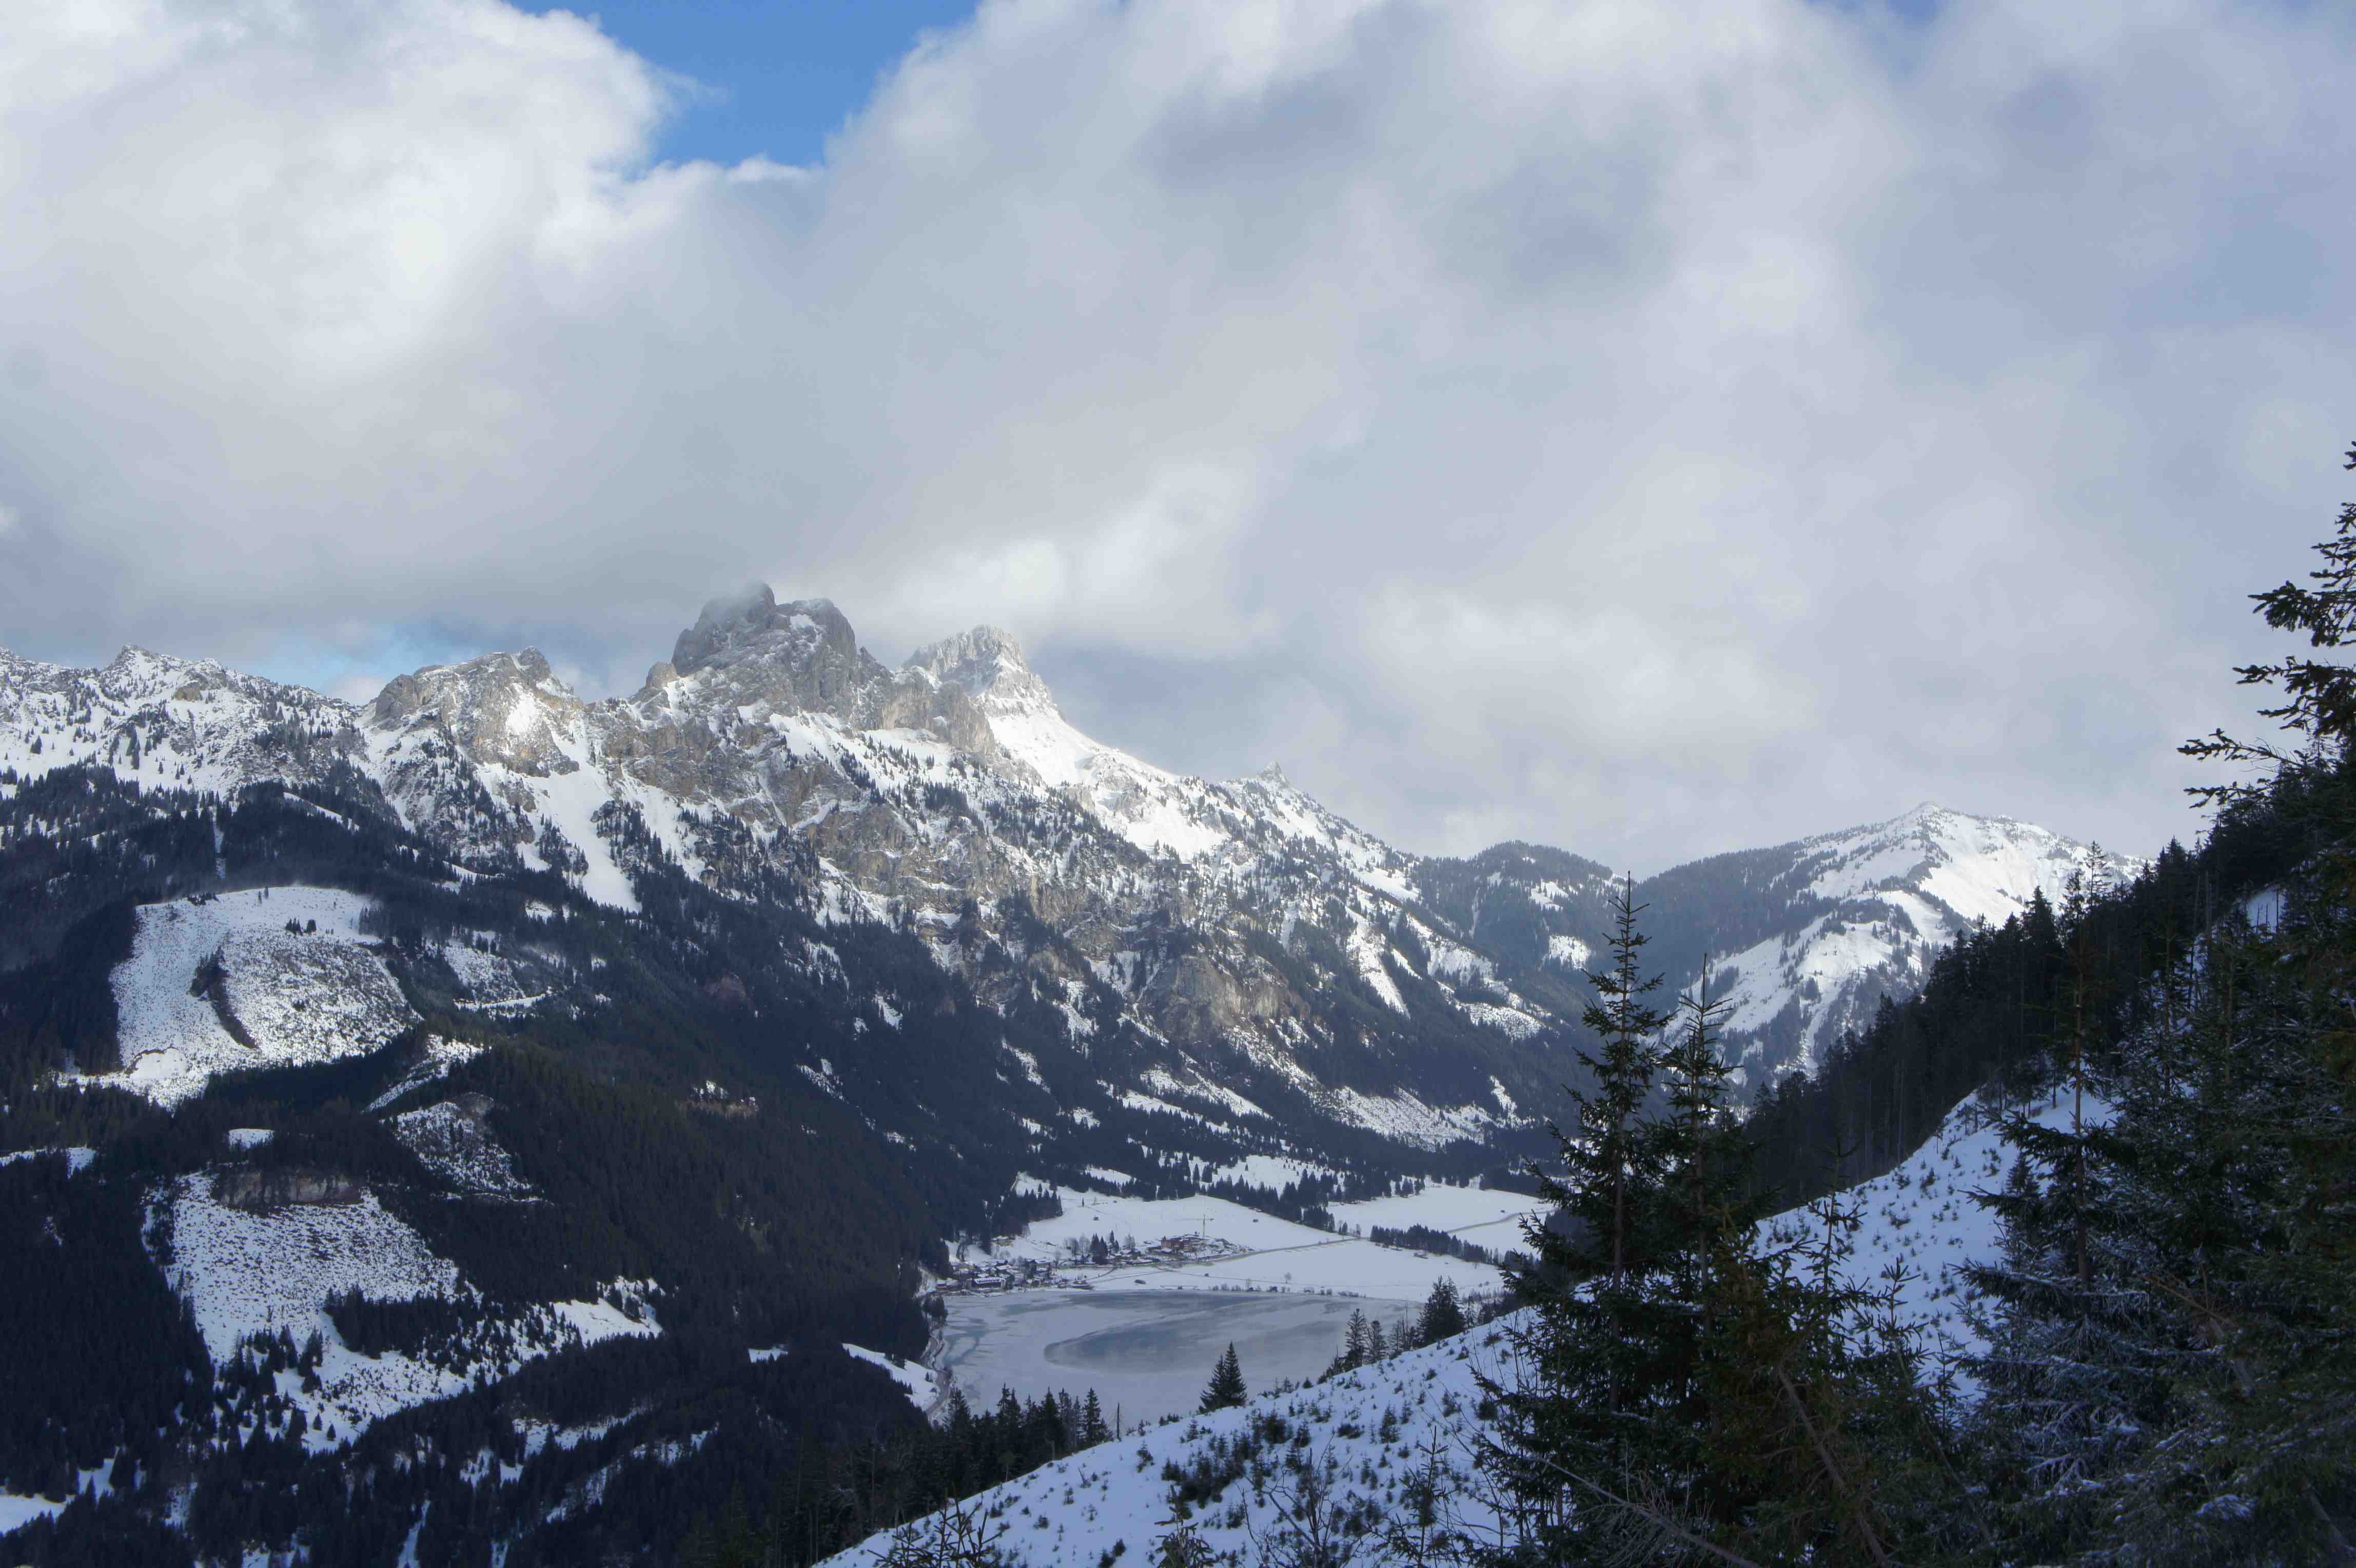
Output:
212,1167,365,1209
371,650,584,777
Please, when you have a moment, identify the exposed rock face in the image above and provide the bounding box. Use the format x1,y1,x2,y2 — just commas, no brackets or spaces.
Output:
906,625,1053,713
212,1167,365,1209
673,589,879,706
371,650,583,777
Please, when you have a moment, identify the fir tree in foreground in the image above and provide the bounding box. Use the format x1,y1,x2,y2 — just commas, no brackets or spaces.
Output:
1482,883,1945,1564
1963,440,2356,1563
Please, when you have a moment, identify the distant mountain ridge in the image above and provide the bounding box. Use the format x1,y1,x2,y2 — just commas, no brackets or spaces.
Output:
0,593,2136,1153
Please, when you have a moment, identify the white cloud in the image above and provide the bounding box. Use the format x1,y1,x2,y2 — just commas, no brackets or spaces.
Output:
1,0,2351,868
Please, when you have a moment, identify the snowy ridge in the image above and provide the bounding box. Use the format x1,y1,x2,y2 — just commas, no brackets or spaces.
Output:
4,591,2131,1154
0,644,362,799
1773,1077,2113,1386
1707,805,2142,1084
823,1318,1522,1568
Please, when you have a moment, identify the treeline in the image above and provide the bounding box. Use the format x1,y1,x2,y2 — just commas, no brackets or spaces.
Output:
1366,1222,1501,1266
676,1381,1128,1567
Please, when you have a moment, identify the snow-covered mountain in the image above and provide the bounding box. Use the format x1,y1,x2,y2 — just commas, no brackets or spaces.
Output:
1414,805,2139,1091
0,590,2131,1149
1700,807,2130,1083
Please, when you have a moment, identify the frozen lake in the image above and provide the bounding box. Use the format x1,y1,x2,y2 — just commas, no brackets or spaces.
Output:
938,1289,1417,1426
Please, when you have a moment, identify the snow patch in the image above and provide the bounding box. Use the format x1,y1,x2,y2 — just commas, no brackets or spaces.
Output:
88,888,414,1106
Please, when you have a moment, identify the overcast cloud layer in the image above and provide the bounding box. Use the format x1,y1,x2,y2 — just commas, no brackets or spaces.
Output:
2,0,2351,870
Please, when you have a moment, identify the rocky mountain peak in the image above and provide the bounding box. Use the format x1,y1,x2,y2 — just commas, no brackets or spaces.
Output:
906,625,1055,714
369,650,583,777
673,586,852,675
665,585,895,724
101,644,196,690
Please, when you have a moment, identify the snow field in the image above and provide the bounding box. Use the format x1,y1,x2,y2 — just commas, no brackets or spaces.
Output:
1326,1085,1500,1150
366,1034,487,1112
0,1493,68,1534
846,1344,943,1409
1195,1154,1338,1190
0,1146,96,1174
389,1100,536,1199
91,888,414,1106
161,1175,657,1445
1330,1182,1541,1240
439,939,539,1012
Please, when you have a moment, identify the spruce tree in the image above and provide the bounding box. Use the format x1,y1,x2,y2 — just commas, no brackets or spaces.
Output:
1199,1344,1246,1413
1656,956,1760,1298
1326,1308,1369,1376
1964,440,2356,1560
1487,890,1940,1561
1581,875,1674,1282
1484,881,1697,1557
1416,1278,1466,1347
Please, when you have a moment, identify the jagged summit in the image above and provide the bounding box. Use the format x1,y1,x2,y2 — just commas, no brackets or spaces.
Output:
906,625,1055,714
671,586,865,679
371,649,584,779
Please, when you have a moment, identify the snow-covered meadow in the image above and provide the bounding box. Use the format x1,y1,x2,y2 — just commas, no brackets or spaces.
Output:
84,887,413,1105
159,1174,658,1446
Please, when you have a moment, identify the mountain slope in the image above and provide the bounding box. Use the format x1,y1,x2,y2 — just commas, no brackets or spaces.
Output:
1416,803,2138,1089
2,593,2130,1157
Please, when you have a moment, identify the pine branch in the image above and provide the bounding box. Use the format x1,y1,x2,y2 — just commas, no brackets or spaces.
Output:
1771,1364,1894,1568
1477,1437,1766,1568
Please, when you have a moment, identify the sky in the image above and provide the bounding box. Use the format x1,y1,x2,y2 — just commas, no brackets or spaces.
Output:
1,0,2351,874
